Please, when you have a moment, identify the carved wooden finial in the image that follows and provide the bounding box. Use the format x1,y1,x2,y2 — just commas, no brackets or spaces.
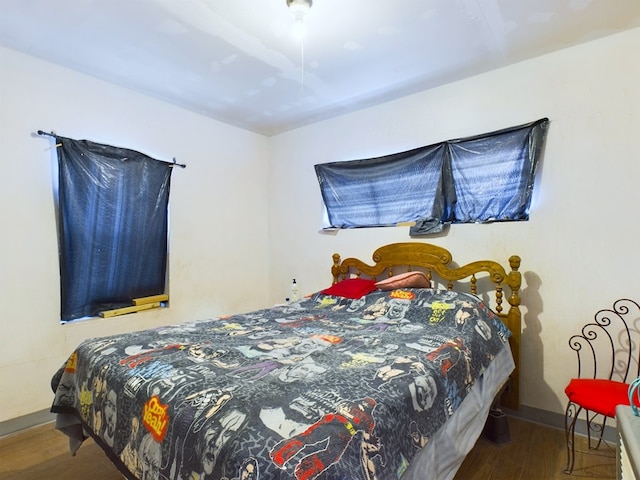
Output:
331,253,341,284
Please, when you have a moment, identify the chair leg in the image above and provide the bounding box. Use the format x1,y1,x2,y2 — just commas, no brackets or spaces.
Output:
564,403,615,475
585,410,609,451
564,401,581,475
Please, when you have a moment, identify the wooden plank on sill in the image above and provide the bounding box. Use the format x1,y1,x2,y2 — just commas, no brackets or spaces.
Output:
396,221,416,227
99,302,161,318
133,294,169,305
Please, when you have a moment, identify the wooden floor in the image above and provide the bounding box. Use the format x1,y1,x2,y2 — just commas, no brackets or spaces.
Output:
0,416,616,480
455,417,616,480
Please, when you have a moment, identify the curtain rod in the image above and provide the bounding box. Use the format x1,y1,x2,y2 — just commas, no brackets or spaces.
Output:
36,130,186,168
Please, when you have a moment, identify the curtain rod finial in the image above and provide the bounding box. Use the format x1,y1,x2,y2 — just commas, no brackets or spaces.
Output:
37,130,56,137
171,157,186,169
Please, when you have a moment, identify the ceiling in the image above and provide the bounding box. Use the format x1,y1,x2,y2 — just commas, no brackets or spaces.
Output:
1,0,640,136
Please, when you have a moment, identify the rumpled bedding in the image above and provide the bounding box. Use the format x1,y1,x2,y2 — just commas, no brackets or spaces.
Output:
51,288,511,480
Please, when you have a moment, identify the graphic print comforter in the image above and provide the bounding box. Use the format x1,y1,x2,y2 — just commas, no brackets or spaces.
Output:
51,288,512,480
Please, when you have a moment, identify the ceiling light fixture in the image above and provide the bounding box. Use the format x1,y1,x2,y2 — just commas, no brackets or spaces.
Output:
286,0,312,98
286,0,312,40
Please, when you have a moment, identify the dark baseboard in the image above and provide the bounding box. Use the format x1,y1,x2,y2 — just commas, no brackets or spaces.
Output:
504,404,617,444
0,409,55,438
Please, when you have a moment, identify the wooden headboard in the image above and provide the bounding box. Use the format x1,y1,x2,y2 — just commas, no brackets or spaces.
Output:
331,242,522,410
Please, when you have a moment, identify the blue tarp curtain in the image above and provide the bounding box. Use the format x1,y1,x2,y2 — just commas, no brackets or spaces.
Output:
315,118,549,235
55,136,173,322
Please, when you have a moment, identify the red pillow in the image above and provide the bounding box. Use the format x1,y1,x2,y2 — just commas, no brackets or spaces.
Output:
321,278,377,299
564,378,630,418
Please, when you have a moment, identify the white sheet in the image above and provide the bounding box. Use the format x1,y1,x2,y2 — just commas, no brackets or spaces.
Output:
401,344,515,480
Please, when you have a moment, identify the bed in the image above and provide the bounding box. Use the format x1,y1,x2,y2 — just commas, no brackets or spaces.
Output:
50,242,522,480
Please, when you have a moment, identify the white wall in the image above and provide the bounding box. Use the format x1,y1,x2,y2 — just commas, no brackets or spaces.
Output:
3,26,640,427
0,46,270,423
267,27,640,417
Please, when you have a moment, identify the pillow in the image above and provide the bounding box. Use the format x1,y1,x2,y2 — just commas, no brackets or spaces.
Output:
321,278,377,299
375,271,431,290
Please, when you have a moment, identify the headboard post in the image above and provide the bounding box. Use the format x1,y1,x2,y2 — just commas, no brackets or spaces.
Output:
500,255,522,410
331,253,342,284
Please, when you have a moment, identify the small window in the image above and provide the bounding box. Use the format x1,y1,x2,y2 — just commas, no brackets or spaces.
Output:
315,118,548,235
53,136,174,322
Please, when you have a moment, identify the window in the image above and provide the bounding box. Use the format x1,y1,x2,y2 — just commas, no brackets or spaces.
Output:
315,118,548,235
54,136,174,322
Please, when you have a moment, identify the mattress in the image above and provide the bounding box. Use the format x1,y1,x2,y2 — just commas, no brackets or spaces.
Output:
51,287,515,480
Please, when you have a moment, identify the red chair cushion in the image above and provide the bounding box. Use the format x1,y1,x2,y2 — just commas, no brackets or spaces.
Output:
565,378,630,418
